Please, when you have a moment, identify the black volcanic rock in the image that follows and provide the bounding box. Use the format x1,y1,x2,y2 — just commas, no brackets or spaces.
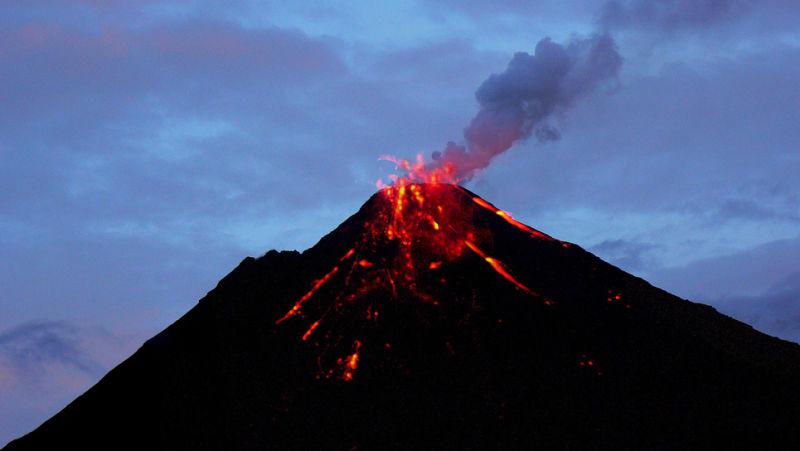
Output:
5,184,800,450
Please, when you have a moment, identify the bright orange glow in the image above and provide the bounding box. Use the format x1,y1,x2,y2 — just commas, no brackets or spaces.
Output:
464,240,538,297
495,210,553,240
470,195,495,211
276,155,566,379
347,351,359,369
463,239,488,259
301,320,320,341
276,266,339,324
464,190,555,241
378,154,461,187
342,340,361,381
339,247,356,261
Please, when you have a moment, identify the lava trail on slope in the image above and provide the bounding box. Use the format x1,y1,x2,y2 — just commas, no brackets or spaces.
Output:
5,184,800,450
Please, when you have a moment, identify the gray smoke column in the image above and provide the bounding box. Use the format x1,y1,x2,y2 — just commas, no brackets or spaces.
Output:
431,33,622,180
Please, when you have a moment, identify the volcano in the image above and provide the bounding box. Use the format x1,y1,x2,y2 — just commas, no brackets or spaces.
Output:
5,184,800,449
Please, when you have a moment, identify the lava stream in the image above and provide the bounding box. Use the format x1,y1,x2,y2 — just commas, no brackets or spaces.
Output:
276,265,340,324
464,240,539,297
274,154,558,380
462,187,555,241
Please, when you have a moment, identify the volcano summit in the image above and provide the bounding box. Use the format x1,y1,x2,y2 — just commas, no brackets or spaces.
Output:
5,184,800,449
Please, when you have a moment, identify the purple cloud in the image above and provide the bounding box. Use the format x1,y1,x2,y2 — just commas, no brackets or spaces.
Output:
599,0,749,30
0,321,137,446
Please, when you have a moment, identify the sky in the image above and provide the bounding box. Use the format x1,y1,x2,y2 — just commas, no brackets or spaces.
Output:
1,0,799,444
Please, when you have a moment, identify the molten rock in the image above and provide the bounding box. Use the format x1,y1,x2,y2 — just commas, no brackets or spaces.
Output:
5,184,800,450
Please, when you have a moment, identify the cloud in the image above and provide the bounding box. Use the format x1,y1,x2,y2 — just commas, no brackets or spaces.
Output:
0,17,363,262
711,272,800,344
431,33,622,179
646,235,800,306
598,0,750,31
610,236,800,345
590,239,656,271
0,9,513,337
0,320,137,445
710,199,800,223
0,321,101,380
478,43,800,238
0,20,346,137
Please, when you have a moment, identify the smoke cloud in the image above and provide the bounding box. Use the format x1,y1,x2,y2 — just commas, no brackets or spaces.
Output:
432,34,622,180
423,0,756,182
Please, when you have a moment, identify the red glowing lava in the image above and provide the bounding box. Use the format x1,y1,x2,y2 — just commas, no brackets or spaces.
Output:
341,340,362,381
463,188,555,241
275,154,561,380
464,240,539,297
275,265,340,324
301,320,320,341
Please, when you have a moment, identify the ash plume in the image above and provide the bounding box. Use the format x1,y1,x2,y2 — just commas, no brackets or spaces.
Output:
432,33,622,180
423,0,752,182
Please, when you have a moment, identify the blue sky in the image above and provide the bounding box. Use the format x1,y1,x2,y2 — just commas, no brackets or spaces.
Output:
1,0,799,444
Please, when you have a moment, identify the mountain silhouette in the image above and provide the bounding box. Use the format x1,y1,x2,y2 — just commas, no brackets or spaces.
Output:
5,184,800,450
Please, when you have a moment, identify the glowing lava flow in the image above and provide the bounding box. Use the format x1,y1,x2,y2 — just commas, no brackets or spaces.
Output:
464,240,539,297
275,265,340,324
301,320,320,341
462,188,555,241
274,154,559,380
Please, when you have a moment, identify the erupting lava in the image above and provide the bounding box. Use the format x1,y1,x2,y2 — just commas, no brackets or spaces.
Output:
275,155,560,381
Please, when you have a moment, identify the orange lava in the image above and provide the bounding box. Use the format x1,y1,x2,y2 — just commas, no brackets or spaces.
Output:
464,240,538,297
463,187,554,241
275,153,562,380
342,340,362,381
339,247,356,261
276,265,340,324
301,320,320,341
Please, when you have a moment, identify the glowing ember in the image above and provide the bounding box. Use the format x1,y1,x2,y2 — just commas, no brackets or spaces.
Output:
578,354,603,376
275,265,340,324
342,340,362,381
606,290,631,309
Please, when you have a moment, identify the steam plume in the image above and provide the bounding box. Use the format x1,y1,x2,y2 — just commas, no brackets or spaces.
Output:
432,34,622,180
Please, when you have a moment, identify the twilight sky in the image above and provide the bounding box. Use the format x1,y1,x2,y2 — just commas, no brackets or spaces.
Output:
1,0,799,444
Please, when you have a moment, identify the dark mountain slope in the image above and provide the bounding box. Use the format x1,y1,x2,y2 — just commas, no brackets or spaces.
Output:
6,184,800,450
